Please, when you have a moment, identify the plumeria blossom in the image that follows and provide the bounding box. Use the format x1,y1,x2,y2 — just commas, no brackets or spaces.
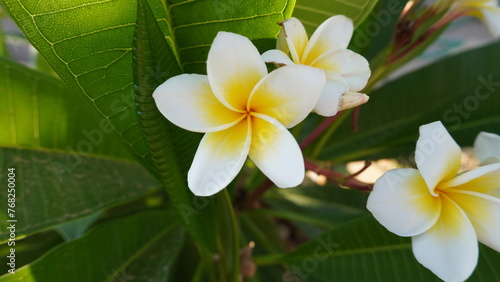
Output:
433,0,500,36
261,15,371,116
367,121,500,282
474,131,500,164
474,131,500,199
153,32,326,196
451,0,500,37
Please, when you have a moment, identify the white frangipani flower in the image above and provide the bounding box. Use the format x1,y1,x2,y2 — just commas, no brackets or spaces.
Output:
474,131,500,164
153,32,326,196
367,121,500,282
453,0,500,37
262,16,371,116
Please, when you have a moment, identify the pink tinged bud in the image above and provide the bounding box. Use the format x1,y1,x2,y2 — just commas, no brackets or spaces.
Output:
338,92,369,111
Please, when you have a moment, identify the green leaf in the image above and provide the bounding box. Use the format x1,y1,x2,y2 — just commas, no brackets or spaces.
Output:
257,216,500,281
133,0,216,252
241,212,285,254
263,185,369,237
54,211,103,241
0,146,160,243
319,40,500,162
0,57,131,160
0,231,63,273
350,0,407,60
293,0,379,34
0,0,295,172
0,21,8,57
0,211,185,282
0,57,160,242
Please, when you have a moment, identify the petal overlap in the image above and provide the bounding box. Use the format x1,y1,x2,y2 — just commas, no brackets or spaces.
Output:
207,32,267,111
265,15,371,117
153,74,244,133
249,113,305,188
313,72,349,116
279,17,308,63
248,65,325,127
474,132,500,163
155,31,326,196
368,169,441,237
311,49,371,92
188,118,251,196
415,121,461,195
301,15,354,65
446,190,500,252
368,121,500,281
439,162,500,193
261,49,295,66
412,195,478,282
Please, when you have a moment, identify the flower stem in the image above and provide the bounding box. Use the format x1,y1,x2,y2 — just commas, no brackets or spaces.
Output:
351,106,360,131
222,189,240,282
300,111,344,150
243,178,274,209
311,111,351,158
304,160,373,192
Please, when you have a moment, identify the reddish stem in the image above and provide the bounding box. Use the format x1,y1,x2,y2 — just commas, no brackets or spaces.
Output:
347,160,372,179
305,160,373,192
300,111,344,150
243,178,274,209
351,106,360,131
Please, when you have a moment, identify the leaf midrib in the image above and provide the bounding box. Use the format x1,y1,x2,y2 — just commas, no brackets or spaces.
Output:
103,223,180,282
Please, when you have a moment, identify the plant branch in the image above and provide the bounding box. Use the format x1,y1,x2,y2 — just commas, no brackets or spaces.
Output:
300,111,344,150
304,160,373,192
243,178,274,209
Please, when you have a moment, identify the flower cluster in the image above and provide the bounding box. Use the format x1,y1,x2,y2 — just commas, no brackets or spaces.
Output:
442,0,500,37
153,16,369,196
474,131,500,164
262,15,371,116
368,121,500,281
152,10,499,281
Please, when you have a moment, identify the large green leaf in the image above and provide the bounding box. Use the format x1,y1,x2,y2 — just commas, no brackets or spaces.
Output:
0,211,185,281
0,58,160,242
319,40,500,162
0,57,131,159
257,216,500,281
0,0,295,172
350,0,407,60
133,0,215,252
0,23,6,57
0,147,160,243
293,0,379,34
263,184,369,237
0,231,63,271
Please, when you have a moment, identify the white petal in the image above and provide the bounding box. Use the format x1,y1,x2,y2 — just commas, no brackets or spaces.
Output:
301,15,354,65
278,17,309,64
488,187,500,198
474,131,500,163
415,121,461,196
338,92,369,111
248,65,326,127
440,162,500,193
447,190,500,252
188,118,251,196
313,71,349,117
481,7,500,37
249,113,304,188
261,49,295,66
412,195,478,282
367,169,441,237
311,49,371,92
207,32,267,111
153,74,244,132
